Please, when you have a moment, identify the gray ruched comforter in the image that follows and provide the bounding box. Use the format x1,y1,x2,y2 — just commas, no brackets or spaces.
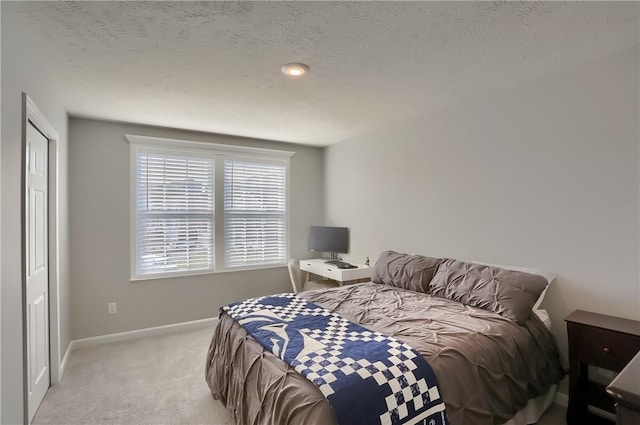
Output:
206,283,564,425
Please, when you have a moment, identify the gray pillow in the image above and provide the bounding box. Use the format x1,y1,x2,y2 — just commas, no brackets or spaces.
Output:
372,251,442,294
429,259,548,324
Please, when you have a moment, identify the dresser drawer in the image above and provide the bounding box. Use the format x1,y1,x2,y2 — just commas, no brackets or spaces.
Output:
571,323,640,372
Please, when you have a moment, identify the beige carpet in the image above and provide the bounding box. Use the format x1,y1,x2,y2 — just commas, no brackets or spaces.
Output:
34,327,566,425
34,327,233,425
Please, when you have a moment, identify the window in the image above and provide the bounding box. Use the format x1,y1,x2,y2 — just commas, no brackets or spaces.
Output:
224,159,287,268
128,135,292,280
135,150,215,276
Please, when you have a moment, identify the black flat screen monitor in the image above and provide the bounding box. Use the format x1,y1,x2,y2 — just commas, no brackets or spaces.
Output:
310,226,349,261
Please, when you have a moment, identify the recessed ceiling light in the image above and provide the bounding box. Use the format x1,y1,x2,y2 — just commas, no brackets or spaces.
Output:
281,63,310,77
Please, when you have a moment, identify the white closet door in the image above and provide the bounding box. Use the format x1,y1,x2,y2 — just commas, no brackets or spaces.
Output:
25,122,50,423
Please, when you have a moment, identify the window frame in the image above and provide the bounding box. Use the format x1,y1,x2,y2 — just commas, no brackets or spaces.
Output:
127,134,294,281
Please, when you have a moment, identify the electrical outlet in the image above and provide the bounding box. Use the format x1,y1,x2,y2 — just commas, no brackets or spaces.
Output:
108,302,117,315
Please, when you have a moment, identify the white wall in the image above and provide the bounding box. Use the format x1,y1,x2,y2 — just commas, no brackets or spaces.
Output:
68,118,325,339
1,5,71,424
0,4,3,420
325,46,640,394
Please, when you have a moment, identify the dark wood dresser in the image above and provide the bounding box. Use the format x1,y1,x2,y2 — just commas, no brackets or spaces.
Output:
607,351,640,425
565,310,640,425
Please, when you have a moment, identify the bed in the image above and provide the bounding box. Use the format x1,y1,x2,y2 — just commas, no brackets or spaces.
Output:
206,253,565,425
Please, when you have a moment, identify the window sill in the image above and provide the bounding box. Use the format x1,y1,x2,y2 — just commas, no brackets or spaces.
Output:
130,262,287,282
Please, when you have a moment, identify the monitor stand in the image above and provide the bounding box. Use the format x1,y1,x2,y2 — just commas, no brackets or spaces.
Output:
324,253,341,264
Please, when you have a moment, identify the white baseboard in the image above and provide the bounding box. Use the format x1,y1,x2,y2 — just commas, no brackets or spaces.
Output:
554,391,568,407
53,317,218,384
553,391,614,421
71,317,218,350
59,342,73,379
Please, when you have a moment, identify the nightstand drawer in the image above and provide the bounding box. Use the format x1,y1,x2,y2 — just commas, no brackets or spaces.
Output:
572,324,640,371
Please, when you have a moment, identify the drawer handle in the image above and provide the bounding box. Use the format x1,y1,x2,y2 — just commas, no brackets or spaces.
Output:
603,347,611,354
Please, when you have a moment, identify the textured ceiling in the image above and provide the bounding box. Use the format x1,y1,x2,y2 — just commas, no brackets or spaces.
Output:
4,1,639,146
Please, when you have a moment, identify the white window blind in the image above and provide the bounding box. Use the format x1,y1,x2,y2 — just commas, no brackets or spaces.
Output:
224,159,287,268
135,151,215,277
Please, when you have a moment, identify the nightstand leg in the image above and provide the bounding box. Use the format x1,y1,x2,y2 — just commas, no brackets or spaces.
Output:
567,361,589,425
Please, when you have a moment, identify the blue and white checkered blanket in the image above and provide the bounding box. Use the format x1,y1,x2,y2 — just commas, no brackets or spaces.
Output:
222,293,448,425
